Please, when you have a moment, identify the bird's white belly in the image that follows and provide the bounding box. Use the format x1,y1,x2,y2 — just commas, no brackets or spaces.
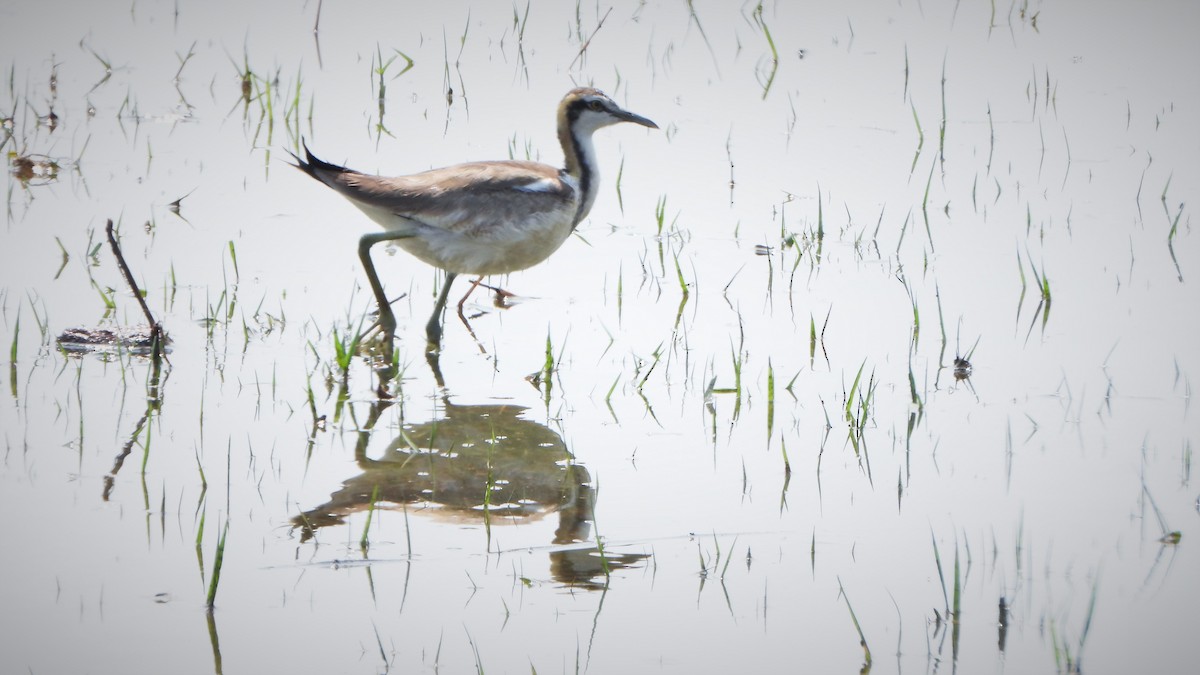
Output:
367,207,575,276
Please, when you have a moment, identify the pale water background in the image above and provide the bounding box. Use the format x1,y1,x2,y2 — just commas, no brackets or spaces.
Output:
1,1,1198,673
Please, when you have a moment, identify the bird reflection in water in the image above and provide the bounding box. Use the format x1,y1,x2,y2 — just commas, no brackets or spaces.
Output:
294,354,648,589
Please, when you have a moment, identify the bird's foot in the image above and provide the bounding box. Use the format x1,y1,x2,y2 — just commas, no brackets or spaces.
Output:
492,288,518,309
425,319,444,352
358,303,398,338
474,283,518,309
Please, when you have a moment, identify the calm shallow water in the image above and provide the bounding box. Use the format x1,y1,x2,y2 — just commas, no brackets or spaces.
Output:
2,1,1198,673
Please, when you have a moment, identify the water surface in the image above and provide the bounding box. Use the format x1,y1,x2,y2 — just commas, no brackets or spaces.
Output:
2,1,1197,673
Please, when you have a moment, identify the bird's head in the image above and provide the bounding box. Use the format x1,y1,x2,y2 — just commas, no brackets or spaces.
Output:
559,87,658,136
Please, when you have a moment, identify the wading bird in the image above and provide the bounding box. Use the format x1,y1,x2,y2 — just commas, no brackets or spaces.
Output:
290,87,658,349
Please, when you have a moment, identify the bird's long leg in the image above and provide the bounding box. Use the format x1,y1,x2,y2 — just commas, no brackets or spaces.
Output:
426,271,458,346
456,276,487,318
358,230,417,393
452,276,492,352
358,230,414,336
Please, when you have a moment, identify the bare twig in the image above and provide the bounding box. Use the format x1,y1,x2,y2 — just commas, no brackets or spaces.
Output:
105,219,160,331
568,7,613,70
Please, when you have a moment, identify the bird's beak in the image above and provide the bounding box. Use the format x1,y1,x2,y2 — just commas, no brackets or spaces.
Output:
617,109,659,130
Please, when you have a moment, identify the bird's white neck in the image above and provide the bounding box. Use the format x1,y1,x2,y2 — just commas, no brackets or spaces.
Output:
560,125,600,229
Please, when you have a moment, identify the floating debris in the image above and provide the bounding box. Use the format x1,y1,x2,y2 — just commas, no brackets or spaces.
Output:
9,153,61,186
168,188,196,216
1159,531,1182,545
57,326,171,357
953,357,973,380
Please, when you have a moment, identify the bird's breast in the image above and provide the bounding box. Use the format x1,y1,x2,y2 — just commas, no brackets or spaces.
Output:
392,202,578,276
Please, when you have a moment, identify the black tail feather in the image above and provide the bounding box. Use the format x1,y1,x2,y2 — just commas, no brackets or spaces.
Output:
287,138,357,181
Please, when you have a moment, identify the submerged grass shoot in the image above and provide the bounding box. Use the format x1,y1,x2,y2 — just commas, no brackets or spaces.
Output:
844,359,865,425
766,359,775,442
837,577,872,670
910,101,924,174
808,315,816,362
751,2,779,99
360,484,380,552
8,308,18,399
205,519,229,611
931,530,950,615
8,309,17,365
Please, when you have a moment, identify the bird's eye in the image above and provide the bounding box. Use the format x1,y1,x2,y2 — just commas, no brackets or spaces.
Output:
587,99,605,112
